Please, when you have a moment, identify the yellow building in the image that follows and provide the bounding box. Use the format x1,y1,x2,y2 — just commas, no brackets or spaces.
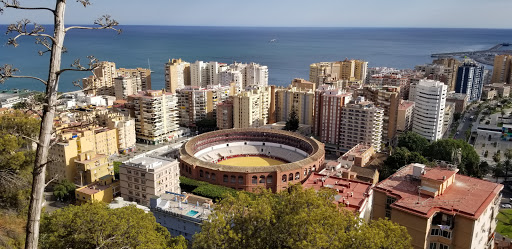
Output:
74,150,112,186
165,58,191,94
333,59,368,82
373,164,503,249
117,67,152,91
75,175,120,205
274,85,315,126
233,86,271,128
82,61,117,96
492,55,512,84
48,126,118,185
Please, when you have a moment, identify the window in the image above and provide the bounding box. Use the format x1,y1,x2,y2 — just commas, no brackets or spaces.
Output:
259,175,265,184
238,176,243,184
429,243,437,249
295,172,300,180
141,173,145,177
223,175,228,182
200,170,204,177
231,175,236,183
267,175,273,183
206,172,210,179
127,170,132,174
304,169,307,176
252,176,257,184
282,174,287,182
212,173,216,181
289,173,293,181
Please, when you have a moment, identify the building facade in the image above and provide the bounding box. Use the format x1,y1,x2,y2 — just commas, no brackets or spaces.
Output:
233,86,271,128
455,60,484,102
410,80,447,142
82,61,117,96
274,86,315,126
165,58,190,94
216,99,234,130
373,163,503,249
397,100,415,132
339,97,384,153
119,156,180,206
492,55,512,84
128,90,180,144
117,67,151,91
176,85,230,127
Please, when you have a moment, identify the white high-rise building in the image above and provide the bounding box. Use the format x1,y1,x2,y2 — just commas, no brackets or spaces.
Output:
410,79,447,142
244,62,268,88
190,61,207,87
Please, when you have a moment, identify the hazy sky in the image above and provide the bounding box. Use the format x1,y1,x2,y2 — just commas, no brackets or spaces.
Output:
0,0,511,28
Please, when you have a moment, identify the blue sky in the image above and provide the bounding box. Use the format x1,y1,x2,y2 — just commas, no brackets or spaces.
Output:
0,0,511,28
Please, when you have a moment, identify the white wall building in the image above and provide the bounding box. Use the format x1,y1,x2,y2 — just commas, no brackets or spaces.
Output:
410,79,447,142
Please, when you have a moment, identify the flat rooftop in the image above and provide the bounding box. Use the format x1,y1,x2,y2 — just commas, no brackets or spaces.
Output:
303,173,372,213
153,193,212,221
125,156,176,170
374,164,503,219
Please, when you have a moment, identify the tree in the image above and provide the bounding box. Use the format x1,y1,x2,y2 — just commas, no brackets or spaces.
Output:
382,147,427,179
493,162,505,183
397,132,429,153
504,149,512,181
52,179,75,202
192,185,411,249
284,107,299,132
0,2,119,248
40,202,187,249
425,139,481,177
493,151,502,165
113,161,121,180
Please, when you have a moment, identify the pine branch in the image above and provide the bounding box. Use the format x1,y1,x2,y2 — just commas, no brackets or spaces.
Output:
65,15,121,34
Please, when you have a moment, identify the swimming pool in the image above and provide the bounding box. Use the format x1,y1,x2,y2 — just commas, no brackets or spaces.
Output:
186,210,199,217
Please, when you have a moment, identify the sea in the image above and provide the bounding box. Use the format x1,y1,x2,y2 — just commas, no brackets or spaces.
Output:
1,25,511,92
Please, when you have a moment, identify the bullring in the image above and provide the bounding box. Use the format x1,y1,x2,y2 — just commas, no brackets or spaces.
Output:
179,128,325,192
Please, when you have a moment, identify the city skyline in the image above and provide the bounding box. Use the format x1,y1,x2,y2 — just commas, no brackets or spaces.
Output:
0,0,511,29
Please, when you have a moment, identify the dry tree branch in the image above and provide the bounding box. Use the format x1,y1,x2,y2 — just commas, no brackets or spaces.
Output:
65,15,122,34
0,64,47,85
0,0,55,14
5,19,56,47
56,55,100,75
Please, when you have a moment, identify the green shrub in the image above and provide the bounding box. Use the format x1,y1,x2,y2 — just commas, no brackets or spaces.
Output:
179,176,208,192
192,184,237,202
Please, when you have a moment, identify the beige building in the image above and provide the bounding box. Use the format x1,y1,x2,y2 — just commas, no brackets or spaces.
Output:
339,97,384,152
48,125,118,185
120,156,180,206
216,99,234,130
309,60,368,86
357,86,400,145
83,61,117,96
492,55,512,84
291,78,316,92
416,58,460,92
103,113,136,153
74,150,113,186
313,85,352,151
114,76,138,100
176,85,230,127
482,83,511,100
165,58,190,94
128,90,179,144
446,92,468,114
397,100,415,132
117,67,152,91
443,102,455,137
373,163,503,249
233,86,271,128
274,85,315,126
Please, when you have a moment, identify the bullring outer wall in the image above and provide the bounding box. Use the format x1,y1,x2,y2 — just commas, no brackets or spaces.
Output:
179,128,325,192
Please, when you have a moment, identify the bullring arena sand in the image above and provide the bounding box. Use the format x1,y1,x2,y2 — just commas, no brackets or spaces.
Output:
217,156,286,167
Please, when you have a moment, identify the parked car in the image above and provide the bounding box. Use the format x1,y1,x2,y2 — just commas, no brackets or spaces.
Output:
501,204,512,208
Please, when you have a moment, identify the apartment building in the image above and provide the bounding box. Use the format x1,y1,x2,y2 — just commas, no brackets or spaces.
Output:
397,100,415,132
309,60,368,86
368,73,410,99
117,67,151,91
74,150,113,186
491,55,512,84
373,163,503,249
216,99,234,130
356,86,400,145
128,90,179,145
416,58,460,91
165,58,190,93
114,76,138,100
291,78,316,91
233,86,271,128
244,62,268,88
176,85,230,127
47,125,118,185
313,85,352,151
455,60,484,102
446,92,468,114
75,175,119,205
443,102,455,137
339,97,384,153
274,85,315,126
82,61,117,96
119,156,180,206
410,80,447,142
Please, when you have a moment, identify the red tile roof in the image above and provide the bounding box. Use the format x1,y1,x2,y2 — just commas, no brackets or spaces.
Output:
422,168,457,182
374,164,503,219
303,173,372,213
